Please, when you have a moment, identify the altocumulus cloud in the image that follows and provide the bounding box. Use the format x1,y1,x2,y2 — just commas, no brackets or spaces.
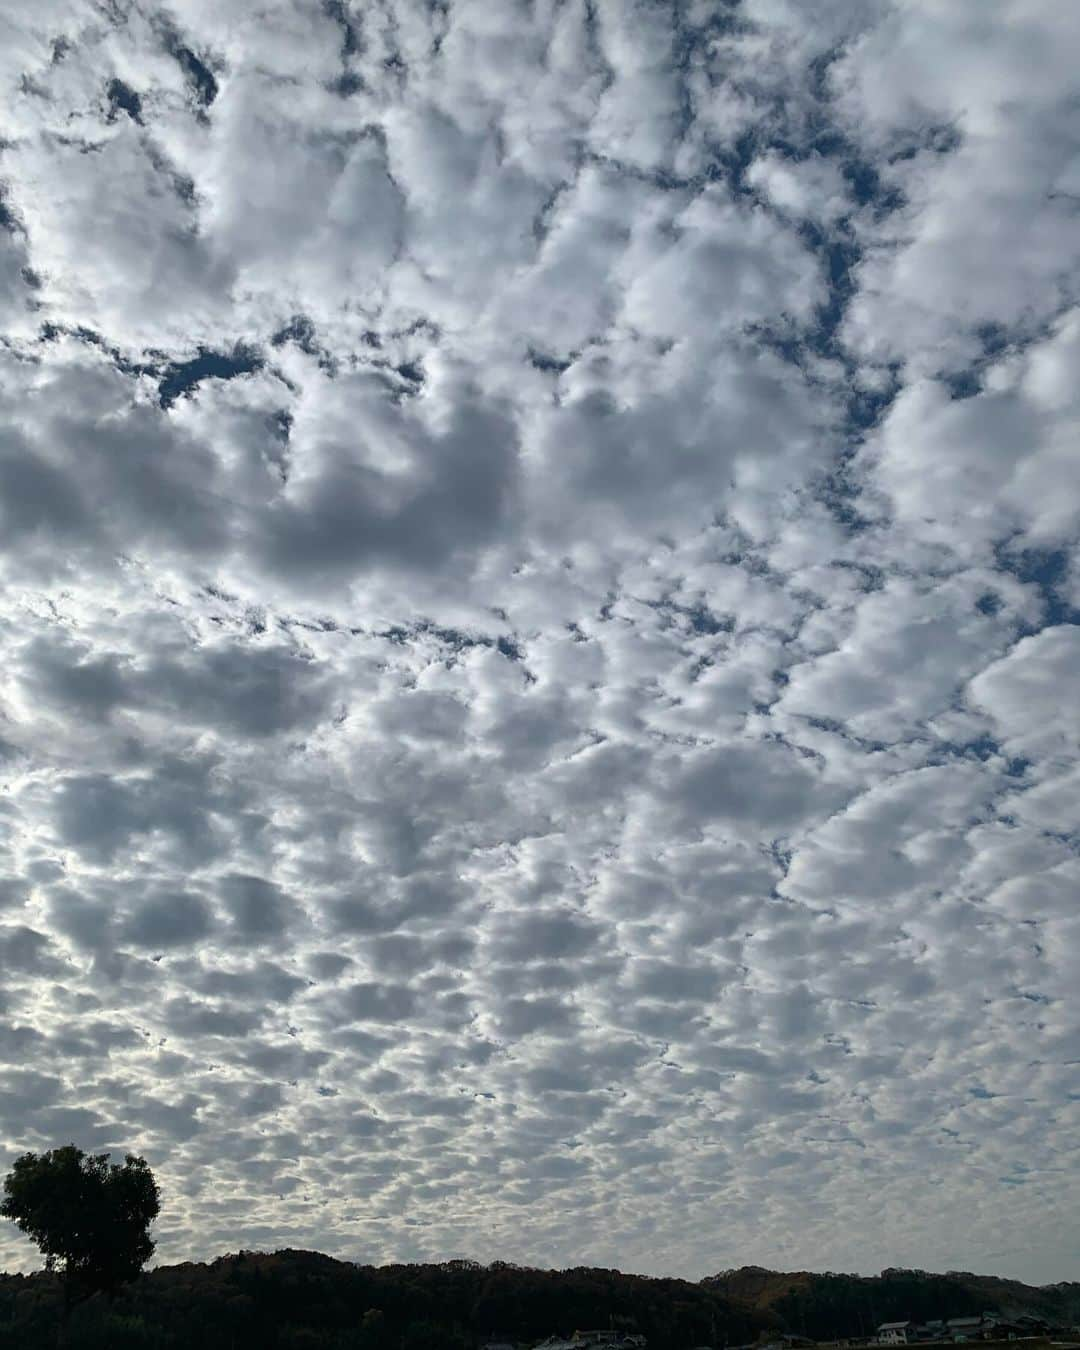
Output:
0,0,1078,1285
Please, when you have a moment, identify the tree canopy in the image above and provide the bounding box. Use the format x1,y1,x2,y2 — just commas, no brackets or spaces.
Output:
1,1145,159,1328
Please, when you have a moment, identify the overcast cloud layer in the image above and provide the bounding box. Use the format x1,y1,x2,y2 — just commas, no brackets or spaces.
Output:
1,0,1079,1284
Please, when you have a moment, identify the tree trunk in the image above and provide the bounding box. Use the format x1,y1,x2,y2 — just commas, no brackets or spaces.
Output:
58,1276,92,1350
56,1297,71,1350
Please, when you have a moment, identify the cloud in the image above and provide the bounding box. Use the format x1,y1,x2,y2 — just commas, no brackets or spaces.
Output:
0,0,1077,1290
968,626,1080,757
121,891,217,950
218,875,301,946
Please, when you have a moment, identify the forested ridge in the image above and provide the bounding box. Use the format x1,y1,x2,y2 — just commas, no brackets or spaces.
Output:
0,1250,766,1350
1,1251,1078,1349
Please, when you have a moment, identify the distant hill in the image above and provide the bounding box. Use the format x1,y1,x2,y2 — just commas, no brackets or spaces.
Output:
706,1266,1080,1341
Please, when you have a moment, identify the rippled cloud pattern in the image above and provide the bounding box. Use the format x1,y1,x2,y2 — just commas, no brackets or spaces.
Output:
1,0,1078,1282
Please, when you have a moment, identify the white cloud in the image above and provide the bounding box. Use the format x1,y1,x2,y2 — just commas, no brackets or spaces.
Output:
0,0,1077,1290
746,152,849,221
833,1,1080,373
968,626,1080,759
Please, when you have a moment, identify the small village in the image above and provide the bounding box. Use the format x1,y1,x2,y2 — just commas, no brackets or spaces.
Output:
480,1311,1077,1350
483,1333,648,1350
741,1312,1075,1350
868,1314,1061,1345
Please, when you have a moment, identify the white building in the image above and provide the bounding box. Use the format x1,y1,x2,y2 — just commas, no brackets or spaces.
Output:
878,1323,915,1345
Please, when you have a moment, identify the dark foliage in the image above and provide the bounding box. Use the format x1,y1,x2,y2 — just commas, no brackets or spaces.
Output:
704,1267,1080,1342
1,1147,159,1297
0,1250,766,1349
1,1147,160,1345
1,1250,1077,1350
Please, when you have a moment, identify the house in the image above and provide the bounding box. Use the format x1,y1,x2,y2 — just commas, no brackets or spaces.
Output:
567,1335,645,1349
987,1321,1026,1340
1013,1316,1053,1335
878,1323,915,1345
568,1337,646,1349
946,1318,984,1342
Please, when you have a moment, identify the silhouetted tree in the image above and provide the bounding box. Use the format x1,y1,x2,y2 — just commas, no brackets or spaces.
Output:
0,1145,160,1347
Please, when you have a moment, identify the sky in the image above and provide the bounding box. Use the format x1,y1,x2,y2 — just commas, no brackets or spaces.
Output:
0,0,1078,1286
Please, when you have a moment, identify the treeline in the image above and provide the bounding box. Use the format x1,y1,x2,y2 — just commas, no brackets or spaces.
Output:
0,1249,771,1350
713,1268,983,1340
3,1252,1077,1349
705,1267,1080,1342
